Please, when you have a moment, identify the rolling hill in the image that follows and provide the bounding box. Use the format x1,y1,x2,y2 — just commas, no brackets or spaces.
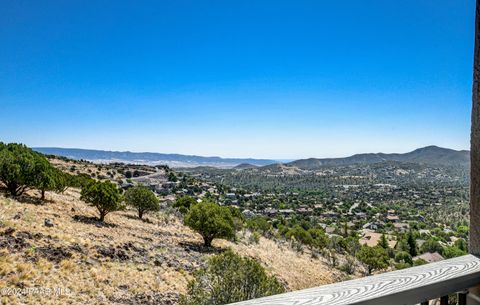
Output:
287,146,469,169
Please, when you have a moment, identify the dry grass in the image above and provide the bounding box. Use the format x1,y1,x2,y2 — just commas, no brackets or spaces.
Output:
0,188,343,304
49,157,126,181
219,235,345,290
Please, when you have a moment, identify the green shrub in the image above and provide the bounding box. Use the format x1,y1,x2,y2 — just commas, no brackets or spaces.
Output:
180,250,284,305
246,216,271,234
173,195,197,214
394,251,413,265
0,143,38,196
454,238,468,252
394,262,411,270
413,258,428,266
80,180,124,221
443,246,467,259
184,201,235,247
286,225,313,246
0,143,66,199
168,172,177,182
125,185,160,219
308,228,329,249
420,238,443,255
249,231,261,244
356,245,389,275
69,173,94,188
228,206,246,231
377,234,389,249
33,157,60,200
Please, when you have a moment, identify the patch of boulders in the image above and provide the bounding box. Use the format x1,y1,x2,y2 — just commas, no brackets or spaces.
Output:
34,246,73,263
0,228,30,252
96,245,131,261
109,291,180,305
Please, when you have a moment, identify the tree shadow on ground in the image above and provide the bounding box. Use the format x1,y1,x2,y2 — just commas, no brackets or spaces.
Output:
178,241,225,254
122,213,154,224
0,188,55,206
72,214,117,228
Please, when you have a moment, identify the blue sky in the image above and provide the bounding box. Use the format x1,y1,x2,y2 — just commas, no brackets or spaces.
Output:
0,0,475,159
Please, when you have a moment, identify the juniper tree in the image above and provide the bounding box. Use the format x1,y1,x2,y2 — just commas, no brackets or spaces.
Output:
80,180,124,221
125,185,160,219
33,156,58,200
173,195,197,214
0,143,38,196
356,245,389,275
180,250,284,305
184,201,235,247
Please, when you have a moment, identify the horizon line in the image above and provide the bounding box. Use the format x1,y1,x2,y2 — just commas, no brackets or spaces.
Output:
31,144,470,162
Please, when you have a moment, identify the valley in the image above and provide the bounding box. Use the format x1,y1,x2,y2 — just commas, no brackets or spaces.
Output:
0,144,471,304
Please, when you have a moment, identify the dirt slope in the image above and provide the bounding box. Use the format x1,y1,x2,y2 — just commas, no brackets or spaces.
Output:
0,189,342,305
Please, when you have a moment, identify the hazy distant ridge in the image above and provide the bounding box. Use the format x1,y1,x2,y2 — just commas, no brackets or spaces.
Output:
34,145,469,169
33,147,277,167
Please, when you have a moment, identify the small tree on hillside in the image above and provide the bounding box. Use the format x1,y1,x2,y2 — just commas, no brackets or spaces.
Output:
80,180,124,221
168,172,178,182
33,156,60,200
180,250,284,305
246,216,271,235
184,201,235,247
356,245,389,275
308,228,328,250
54,171,71,194
0,143,37,196
173,195,197,214
71,173,94,188
125,185,160,219
286,225,313,246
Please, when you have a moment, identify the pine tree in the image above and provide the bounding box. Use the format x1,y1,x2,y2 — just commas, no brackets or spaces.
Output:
406,230,418,257
378,233,389,249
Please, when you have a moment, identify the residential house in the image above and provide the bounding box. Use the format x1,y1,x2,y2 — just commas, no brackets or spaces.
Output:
413,252,444,263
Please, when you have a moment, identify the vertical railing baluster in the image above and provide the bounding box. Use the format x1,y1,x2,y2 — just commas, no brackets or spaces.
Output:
458,291,468,305
440,295,449,305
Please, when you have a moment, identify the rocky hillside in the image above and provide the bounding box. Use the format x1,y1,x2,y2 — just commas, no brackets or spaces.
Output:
0,188,345,305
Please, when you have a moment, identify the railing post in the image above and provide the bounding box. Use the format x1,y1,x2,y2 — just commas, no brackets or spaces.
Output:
420,301,429,305
471,0,480,258
470,1,480,304
460,291,468,305
440,296,448,305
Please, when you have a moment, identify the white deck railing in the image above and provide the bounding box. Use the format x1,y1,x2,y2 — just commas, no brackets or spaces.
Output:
230,254,480,305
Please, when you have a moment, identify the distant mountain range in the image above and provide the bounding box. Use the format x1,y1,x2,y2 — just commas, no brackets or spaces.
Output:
287,146,469,169
34,145,469,169
33,147,277,168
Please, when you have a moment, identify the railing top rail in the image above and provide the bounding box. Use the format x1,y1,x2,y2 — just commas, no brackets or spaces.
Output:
230,254,480,305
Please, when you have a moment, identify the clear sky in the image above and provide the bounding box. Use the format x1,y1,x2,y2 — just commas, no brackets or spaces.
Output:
0,0,475,159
